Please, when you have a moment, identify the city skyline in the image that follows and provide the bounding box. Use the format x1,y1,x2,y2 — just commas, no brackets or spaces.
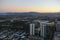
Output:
0,0,60,12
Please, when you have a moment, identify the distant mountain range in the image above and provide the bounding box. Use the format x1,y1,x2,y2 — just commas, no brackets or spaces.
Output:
0,12,60,16
0,12,39,15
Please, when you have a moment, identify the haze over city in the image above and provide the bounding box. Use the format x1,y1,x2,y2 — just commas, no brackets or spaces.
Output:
0,0,60,12
0,0,60,40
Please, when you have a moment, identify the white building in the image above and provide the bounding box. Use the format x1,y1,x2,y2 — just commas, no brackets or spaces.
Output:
40,21,48,38
30,23,35,35
39,21,55,40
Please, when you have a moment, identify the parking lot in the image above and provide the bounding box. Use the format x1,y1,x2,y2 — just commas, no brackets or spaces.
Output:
0,29,26,40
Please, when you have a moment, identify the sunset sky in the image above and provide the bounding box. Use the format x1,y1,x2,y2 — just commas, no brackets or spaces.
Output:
0,0,60,12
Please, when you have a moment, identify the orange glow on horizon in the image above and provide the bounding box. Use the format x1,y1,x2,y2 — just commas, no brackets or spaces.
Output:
0,7,60,12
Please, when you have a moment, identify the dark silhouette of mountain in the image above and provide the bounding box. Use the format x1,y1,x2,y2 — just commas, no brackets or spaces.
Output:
0,12,60,16
0,12,39,15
